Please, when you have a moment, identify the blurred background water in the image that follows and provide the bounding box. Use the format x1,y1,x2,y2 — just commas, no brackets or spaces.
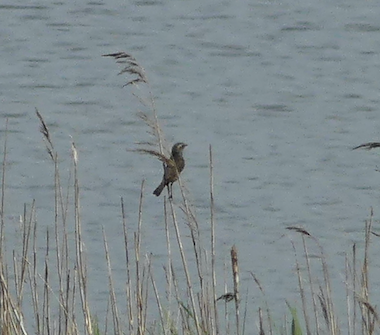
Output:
2,0,380,331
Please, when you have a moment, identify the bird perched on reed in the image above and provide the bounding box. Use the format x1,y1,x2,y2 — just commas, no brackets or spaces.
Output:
153,142,187,197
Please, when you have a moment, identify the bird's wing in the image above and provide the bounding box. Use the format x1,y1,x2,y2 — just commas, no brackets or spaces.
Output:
353,142,380,150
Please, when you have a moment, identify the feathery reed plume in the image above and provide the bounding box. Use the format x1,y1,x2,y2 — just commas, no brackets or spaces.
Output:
103,52,147,86
103,52,165,155
132,148,172,166
36,109,54,161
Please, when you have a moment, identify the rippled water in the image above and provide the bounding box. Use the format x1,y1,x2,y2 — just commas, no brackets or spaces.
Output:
2,0,380,331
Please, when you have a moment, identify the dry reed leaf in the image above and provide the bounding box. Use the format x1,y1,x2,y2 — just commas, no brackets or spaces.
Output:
353,142,380,150
371,231,380,237
356,296,380,323
286,226,311,237
216,293,235,302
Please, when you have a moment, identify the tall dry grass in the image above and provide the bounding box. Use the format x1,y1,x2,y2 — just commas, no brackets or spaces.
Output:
0,52,379,335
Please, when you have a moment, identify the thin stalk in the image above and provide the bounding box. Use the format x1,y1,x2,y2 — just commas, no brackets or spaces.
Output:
209,145,218,335
0,118,8,253
164,197,173,331
72,141,92,335
43,229,51,335
149,255,167,335
102,227,121,334
121,196,134,334
346,254,351,335
231,245,240,335
169,199,201,335
135,180,145,335
18,201,35,306
353,244,356,335
300,236,312,335
302,234,320,334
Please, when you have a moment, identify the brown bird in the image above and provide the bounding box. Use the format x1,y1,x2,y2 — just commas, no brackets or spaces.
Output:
153,142,187,197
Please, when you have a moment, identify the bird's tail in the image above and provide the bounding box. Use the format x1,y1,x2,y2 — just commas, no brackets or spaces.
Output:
153,181,165,196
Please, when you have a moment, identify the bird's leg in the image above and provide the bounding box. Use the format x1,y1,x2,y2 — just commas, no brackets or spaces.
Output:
168,183,173,200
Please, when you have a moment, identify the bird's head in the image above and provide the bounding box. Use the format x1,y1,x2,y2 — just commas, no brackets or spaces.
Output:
172,142,187,155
